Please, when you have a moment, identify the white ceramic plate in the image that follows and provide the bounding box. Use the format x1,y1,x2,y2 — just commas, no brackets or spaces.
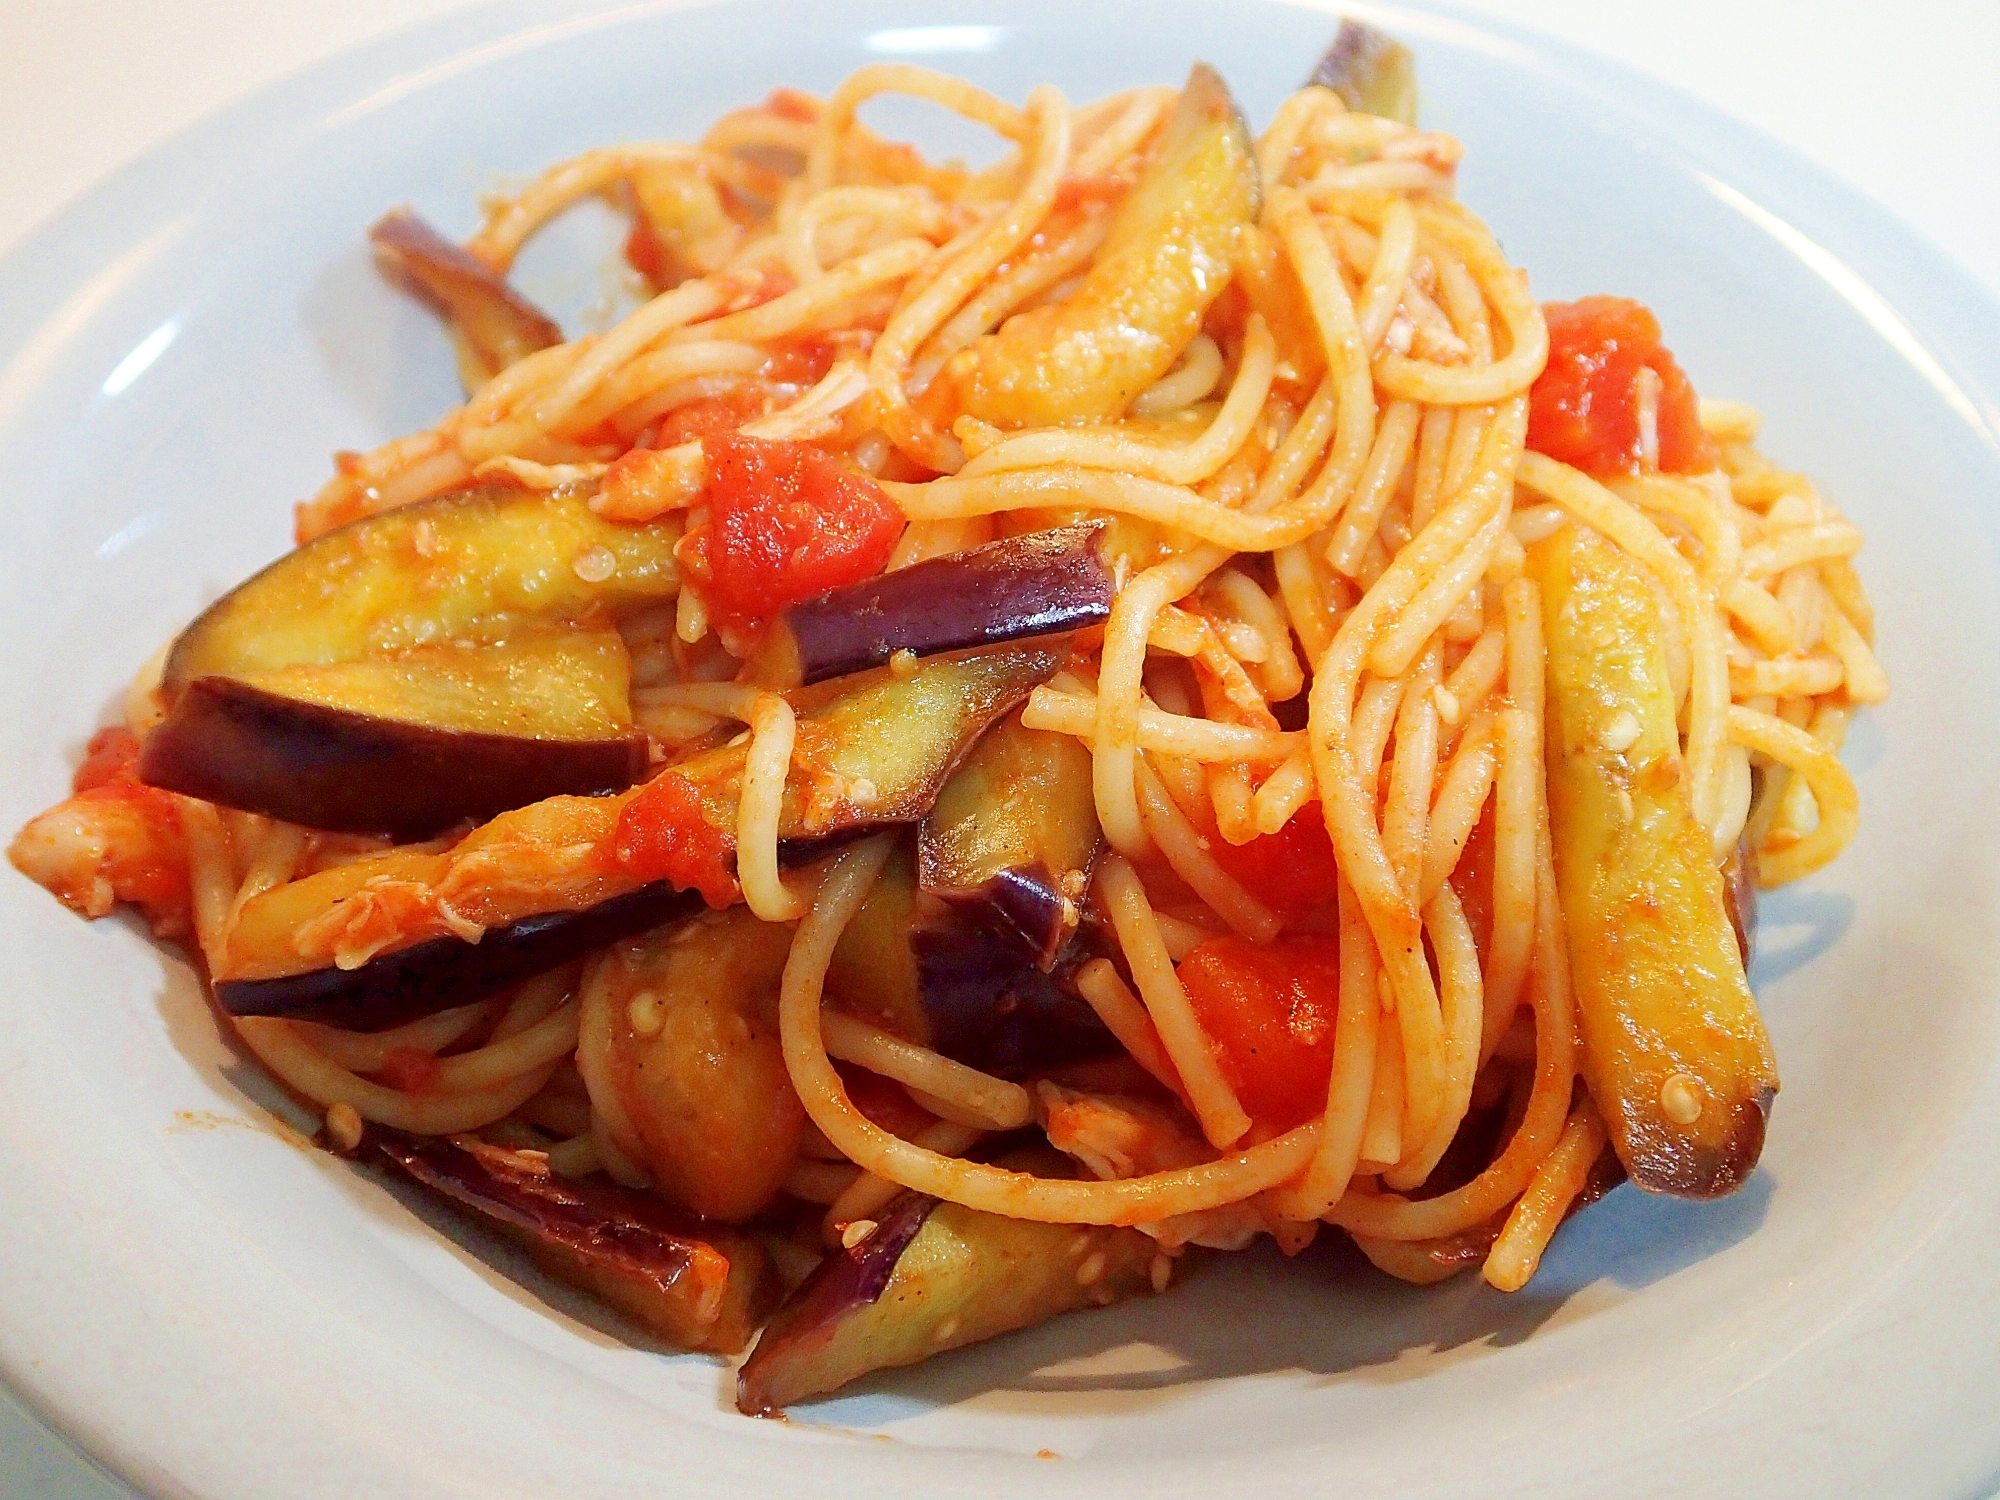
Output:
3,2,1997,1496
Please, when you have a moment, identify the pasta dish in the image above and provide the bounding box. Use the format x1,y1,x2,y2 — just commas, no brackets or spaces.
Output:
8,23,1884,1412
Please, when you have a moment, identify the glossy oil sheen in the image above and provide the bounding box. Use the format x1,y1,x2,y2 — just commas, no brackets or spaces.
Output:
0,3,1996,1498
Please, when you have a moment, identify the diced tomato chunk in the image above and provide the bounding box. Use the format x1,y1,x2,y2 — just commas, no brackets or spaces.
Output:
650,385,771,449
1208,807,1340,916
680,433,903,628
1178,934,1341,1135
1528,296,1717,476
611,772,738,908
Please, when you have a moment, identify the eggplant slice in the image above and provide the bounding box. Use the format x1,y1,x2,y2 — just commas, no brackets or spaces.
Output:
362,1127,778,1354
756,524,1115,687
737,1185,1174,1414
1308,19,1419,124
826,839,1112,1079
144,484,684,837
369,207,563,385
218,646,1065,1029
917,709,1102,969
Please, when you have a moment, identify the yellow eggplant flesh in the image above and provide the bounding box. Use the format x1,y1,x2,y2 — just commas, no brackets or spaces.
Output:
947,62,1258,428
163,485,681,689
584,907,803,1223
1530,525,1777,1198
736,1180,1173,1414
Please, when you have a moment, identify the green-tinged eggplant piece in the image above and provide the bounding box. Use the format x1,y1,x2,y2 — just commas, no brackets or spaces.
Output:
142,633,647,842
753,525,1114,687
369,207,563,385
918,710,1101,968
582,907,802,1223
1308,19,1419,125
143,484,684,835
217,646,1063,1029
361,1127,777,1354
946,63,1259,428
736,1179,1177,1414
826,840,1112,1078
1529,526,1777,1199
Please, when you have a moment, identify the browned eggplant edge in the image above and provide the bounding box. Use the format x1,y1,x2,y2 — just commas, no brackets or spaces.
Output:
359,1126,777,1354
368,207,563,363
735,1191,937,1415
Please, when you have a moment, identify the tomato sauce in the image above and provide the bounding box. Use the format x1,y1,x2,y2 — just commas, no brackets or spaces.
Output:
1208,807,1341,917
1178,934,1341,1136
1528,296,1716,476
680,433,903,628
611,772,739,908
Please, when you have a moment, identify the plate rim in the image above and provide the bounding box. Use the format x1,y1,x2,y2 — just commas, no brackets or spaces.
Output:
2,2,1998,1497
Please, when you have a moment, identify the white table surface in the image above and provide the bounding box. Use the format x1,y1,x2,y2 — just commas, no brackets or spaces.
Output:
0,2,1994,1496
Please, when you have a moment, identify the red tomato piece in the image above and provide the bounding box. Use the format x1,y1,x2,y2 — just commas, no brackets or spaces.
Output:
681,433,903,628
1178,934,1342,1135
1208,806,1341,916
611,772,739,909
650,385,770,449
1528,296,1717,477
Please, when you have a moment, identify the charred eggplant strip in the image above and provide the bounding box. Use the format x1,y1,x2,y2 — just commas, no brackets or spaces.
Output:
1530,526,1777,1198
363,1127,777,1354
918,712,1102,967
1308,19,1419,124
757,525,1114,687
826,840,1113,1079
737,1186,1172,1413
219,880,701,1031
369,207,563,382
218,647,1063,1028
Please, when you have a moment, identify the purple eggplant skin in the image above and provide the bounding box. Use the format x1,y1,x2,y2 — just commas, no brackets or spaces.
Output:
216,880,704,1031
1308,19,1419,125
918,712,1101,969
360,1127,778,1354
737,1184,1175,1415
826,839,1113,1079
142,675,646,843
218,647,1063,1031
756,524,1114,687
369,207,563,381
